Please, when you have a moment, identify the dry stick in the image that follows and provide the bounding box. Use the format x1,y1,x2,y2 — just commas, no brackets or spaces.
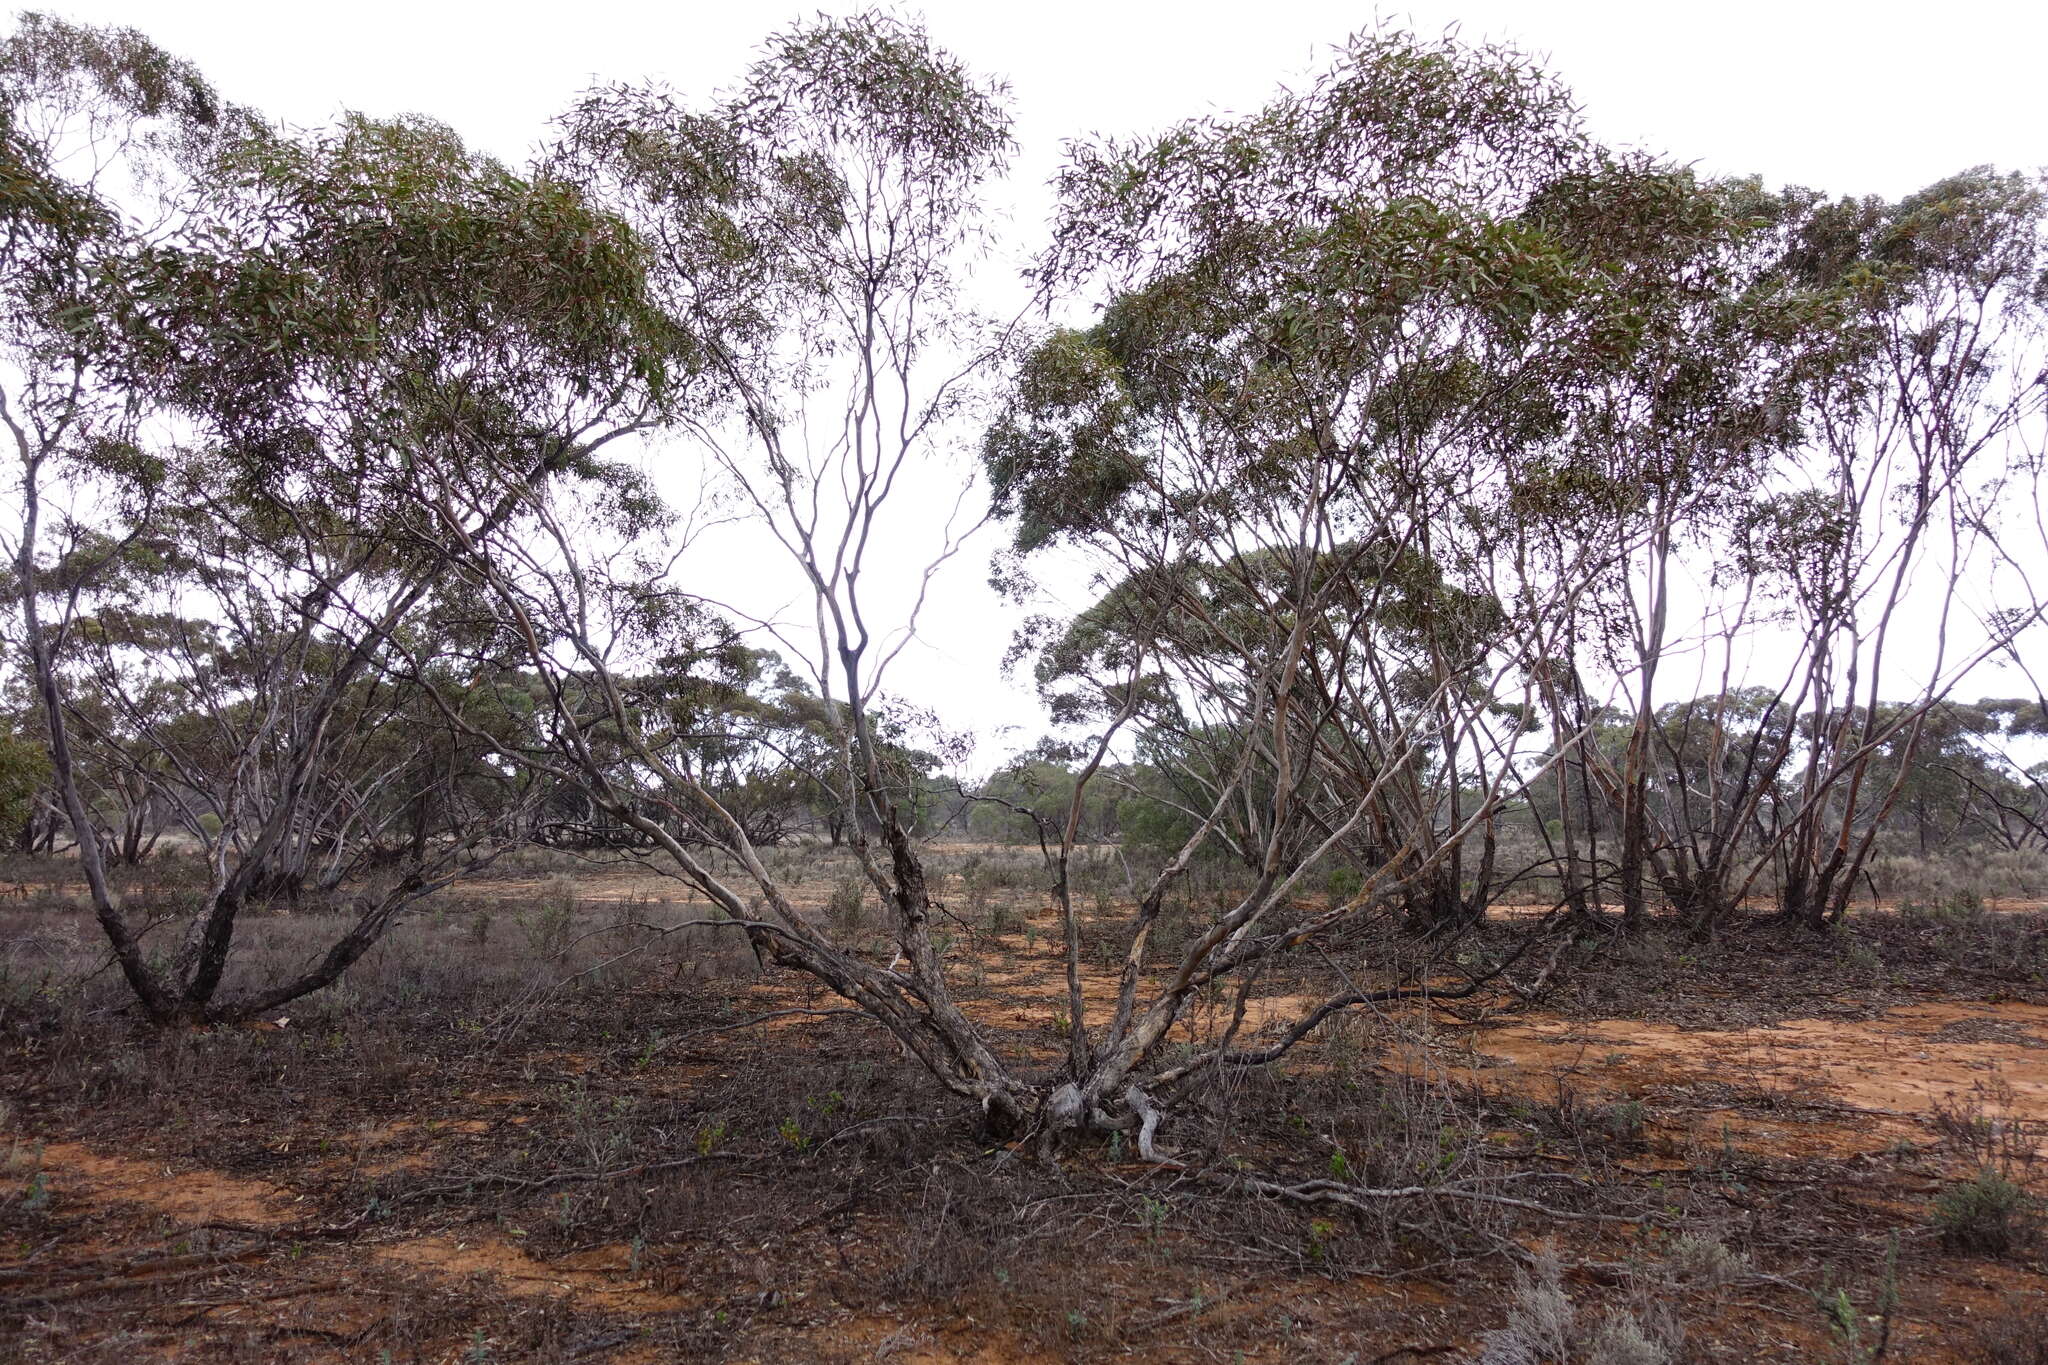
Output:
391,1152,739,1206
0,1262,246,1310
0,1241,273,1288
1138,1157,1649,1227
650,1006,885,1055
1129,1281,1239,1331
563,1329,645,1362
1500,931,1575,1002
166,1278,353,1326
813,1112,947,1150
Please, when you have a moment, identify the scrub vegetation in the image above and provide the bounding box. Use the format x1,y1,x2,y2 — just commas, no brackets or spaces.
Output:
1,10,2046,1361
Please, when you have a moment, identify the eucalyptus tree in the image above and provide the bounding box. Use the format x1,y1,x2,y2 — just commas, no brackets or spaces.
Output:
1755,170,2048,928
0,16,675,1022
433,19,1642,1143
426,12,1049,1129
0,711,49,849
968,753,1123,845
1522,170,2048,934
518,646,941,850
1942,698,2048,855
48,530,536,896
0,14,247,1018
1502,163,1821,928
1586,172,2048,933
976,28,1676,1133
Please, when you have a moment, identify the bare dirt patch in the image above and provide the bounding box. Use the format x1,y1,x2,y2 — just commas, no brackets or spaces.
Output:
1465,1001,2048,1130
21,1140,305,1229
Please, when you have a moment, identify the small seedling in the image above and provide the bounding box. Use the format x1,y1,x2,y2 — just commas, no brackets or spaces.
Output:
695,1119,727,1157
1306,1218,1337,1264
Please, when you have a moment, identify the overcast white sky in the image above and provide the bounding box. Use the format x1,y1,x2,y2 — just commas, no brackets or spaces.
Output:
50,0,2046,199
40,0,2048,760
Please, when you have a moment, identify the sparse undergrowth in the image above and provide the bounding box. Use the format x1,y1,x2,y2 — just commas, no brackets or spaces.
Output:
3,847,2048,1361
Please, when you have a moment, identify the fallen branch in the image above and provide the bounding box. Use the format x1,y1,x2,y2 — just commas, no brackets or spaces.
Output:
167,1277,351,1326
392,1152,736,1205
1131,1154,1650,1227
1130,1282,1237,1331
0,1241,270,1290
0,1262,239,1310
651,1007,882,1055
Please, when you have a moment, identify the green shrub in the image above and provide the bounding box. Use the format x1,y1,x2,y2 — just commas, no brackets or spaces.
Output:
828,876,866,934
1934,1168,2038,1257
516,893,575,956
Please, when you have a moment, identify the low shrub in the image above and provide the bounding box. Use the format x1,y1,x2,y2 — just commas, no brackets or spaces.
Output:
1933,1168,2039,1257
1968,1296,2048,1364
